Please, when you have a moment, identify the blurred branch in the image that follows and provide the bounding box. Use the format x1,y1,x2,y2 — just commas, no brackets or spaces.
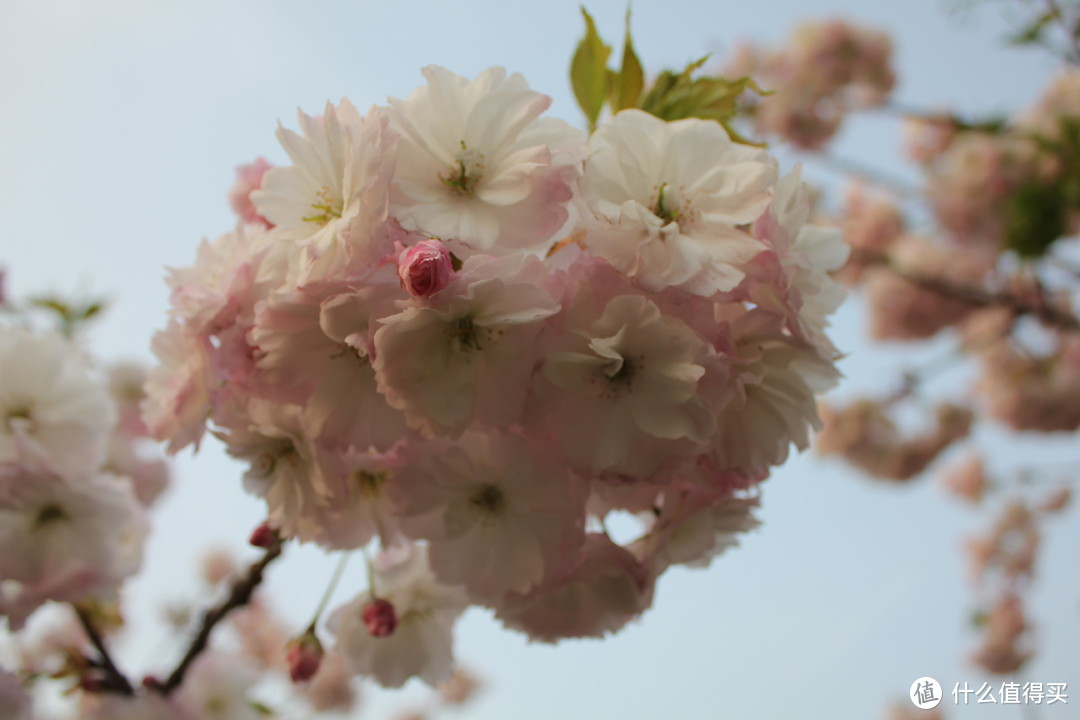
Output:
1041,0,1080,64
861,249,1080,331
803,152,922,198
153,538,284,696
74,605,134,696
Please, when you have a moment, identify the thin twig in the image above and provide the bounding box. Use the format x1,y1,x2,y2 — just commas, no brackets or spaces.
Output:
1042,0,1080,65
803,152,923,199
153,540,284,695
74,605,134,696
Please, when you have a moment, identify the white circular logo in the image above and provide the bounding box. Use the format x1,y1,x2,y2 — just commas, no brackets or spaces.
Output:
910,677,943,709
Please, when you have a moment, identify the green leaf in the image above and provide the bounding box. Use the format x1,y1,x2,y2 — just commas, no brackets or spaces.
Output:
28,297,71,317
570,7,612,130
720,119,768,148
1004,180,1066,259
80,301,105,320
639,54,768,140
609,9,644,112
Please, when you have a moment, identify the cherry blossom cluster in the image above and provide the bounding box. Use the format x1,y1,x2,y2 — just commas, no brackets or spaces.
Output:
801,30,1080,679
726,19,896,150
144,65,847,687
962,489,1071,675
0,323,165,633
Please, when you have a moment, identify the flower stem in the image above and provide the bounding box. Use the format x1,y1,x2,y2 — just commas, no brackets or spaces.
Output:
307,552,350,632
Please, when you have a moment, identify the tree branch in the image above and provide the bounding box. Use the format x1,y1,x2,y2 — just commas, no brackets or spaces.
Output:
74,604,134,696
153,539,284,696
1042,0,1080,65
802,151,923,199
860,249,1080,332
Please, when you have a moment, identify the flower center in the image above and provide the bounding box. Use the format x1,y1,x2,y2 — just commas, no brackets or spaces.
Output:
440,142,484,195
331,343,368,367
302,186,343,226
450,316,483,352
469,484,505,520
354,470,388,499
33,503,67,530
254,439,298,478
652,182,693,227
599,353,643,399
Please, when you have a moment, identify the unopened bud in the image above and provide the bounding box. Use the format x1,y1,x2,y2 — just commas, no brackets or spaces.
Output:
362,598,397,638
398,239,454,297
249,522,278,548
286,631,324,683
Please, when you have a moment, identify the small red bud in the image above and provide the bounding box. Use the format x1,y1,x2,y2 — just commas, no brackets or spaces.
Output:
249,522,278,548
286,632,324,683
362,598,398,638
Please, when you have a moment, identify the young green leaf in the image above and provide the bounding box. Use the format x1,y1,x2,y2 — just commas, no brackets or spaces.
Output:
609,9,644,111
570,7,612,130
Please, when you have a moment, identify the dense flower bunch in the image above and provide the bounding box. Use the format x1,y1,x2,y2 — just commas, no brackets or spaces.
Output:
144,65,846,687
726,19,895,150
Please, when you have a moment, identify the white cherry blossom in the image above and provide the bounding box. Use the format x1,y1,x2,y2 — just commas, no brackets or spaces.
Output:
252,102,398,283
580,109,777,296
388,65,582,253
0,328,115,474
328,544,467,688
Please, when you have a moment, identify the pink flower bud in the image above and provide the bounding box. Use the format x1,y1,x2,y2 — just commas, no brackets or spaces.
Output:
398,240,454,297
286,631,324,683
362,598,398,638
249,522,278,548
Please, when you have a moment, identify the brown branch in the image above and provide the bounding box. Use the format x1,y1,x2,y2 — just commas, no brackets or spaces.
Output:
74,604,134,696
153,539,283,696
1043,0,1080,65
860,250,1080,332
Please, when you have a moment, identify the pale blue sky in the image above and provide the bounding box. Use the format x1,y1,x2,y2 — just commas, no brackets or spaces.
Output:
1,1,1076,718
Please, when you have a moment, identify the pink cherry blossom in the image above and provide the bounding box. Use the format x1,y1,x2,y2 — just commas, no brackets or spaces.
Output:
228,157,274,228
391,432,586,602
495,533,652,643
373,253,559,436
